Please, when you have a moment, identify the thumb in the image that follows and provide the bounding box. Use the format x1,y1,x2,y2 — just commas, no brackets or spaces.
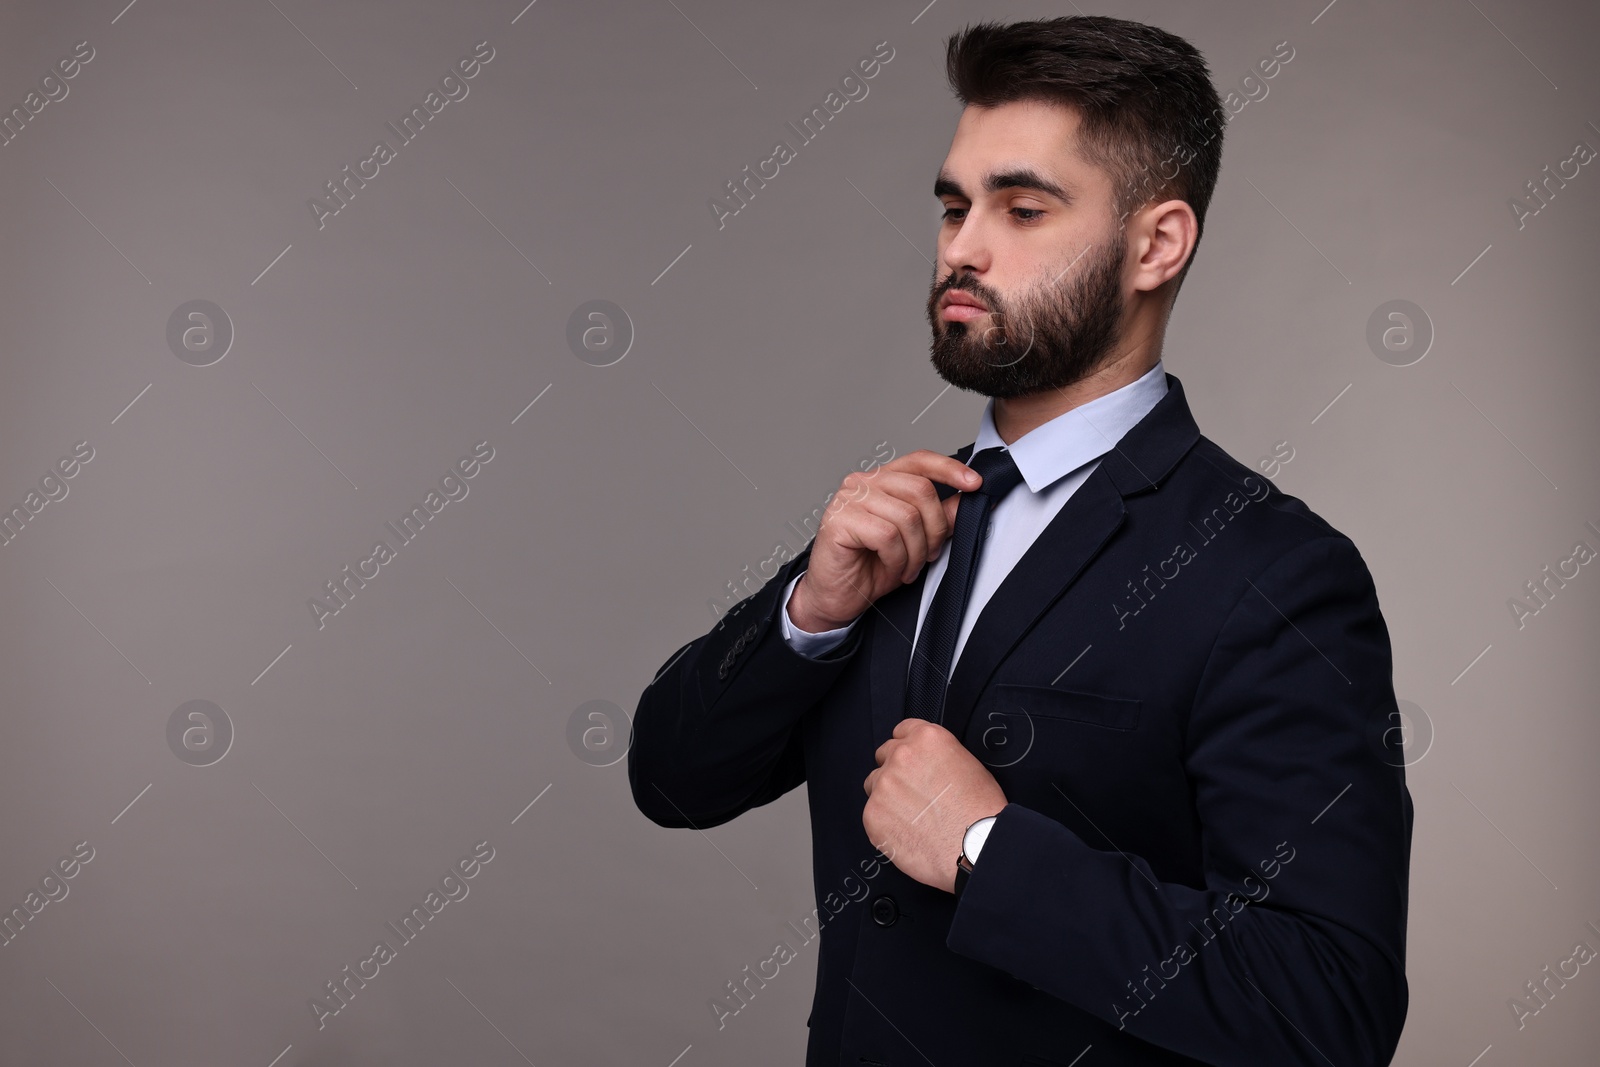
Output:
931,494,961,559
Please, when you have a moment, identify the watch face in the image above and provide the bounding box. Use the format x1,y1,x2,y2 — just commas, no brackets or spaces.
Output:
963,815,997,861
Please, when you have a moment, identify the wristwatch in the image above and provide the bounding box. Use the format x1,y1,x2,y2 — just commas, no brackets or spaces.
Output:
953,814,998,899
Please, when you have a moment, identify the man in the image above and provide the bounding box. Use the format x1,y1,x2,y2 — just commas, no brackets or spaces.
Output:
630,15,1412,1066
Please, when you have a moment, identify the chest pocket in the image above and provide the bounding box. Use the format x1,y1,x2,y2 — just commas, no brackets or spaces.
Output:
964,683,1141,774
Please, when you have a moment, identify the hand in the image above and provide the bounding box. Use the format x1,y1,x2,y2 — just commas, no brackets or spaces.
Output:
862,718,1006,894
788,450,980,632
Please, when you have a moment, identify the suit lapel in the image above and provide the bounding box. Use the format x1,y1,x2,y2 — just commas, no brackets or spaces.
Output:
938,465,1126,746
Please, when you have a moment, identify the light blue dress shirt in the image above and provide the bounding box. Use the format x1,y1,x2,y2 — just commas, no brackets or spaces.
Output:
779,360,1169,667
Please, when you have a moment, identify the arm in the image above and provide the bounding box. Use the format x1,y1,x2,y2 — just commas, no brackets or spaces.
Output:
945,536,1413,1066
628,546,865,829
631,448,972,830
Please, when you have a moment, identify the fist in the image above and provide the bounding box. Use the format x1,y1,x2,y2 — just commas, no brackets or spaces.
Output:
788,450,983,632
862,718,1006,894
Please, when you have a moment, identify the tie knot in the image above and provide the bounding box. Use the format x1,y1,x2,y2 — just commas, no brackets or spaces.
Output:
967,447,1024,502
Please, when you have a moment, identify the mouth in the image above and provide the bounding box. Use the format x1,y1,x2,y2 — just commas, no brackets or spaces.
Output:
939,291,989,321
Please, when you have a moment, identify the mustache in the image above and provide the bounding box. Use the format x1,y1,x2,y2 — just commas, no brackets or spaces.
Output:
931,276,999,313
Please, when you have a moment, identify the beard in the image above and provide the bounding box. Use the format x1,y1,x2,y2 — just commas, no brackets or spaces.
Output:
926,235,1127,399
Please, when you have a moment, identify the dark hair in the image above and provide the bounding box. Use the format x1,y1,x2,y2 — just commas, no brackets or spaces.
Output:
945,15,1226,292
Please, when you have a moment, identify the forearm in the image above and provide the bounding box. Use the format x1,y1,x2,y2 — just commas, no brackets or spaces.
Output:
947,803,1405,1066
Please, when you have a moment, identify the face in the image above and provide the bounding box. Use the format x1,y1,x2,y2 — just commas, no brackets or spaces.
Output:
927,99,1129,399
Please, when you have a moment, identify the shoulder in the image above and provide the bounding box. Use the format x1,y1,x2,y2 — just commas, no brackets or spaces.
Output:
1152,434,1369,581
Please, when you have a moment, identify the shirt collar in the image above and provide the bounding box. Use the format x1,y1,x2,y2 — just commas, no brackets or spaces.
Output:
971,360,1169,494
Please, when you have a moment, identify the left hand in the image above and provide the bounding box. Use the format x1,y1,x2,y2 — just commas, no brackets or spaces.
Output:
863,718,1007,894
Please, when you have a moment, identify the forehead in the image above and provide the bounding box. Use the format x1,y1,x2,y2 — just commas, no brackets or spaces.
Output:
937,99,1102,197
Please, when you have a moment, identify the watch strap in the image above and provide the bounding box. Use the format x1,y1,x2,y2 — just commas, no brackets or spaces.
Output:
954,813,995,900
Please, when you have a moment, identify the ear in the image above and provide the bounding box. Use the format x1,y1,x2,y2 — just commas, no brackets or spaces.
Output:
1133,198,1197,293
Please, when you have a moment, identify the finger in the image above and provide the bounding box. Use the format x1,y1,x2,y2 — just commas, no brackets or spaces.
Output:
864,469,955,561
885,449,981,493
858,487,930,584
835,511,910,584
937,493,961,552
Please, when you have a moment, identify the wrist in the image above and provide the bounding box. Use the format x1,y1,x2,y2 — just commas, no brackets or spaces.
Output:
788,573,851,633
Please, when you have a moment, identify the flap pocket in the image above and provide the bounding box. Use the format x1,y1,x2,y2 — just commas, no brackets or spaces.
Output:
986,683,1141,731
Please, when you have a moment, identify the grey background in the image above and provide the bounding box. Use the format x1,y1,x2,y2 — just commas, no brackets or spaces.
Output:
0,0,1596,1064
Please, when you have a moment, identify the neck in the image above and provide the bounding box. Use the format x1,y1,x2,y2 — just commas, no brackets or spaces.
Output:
991,322,1163,444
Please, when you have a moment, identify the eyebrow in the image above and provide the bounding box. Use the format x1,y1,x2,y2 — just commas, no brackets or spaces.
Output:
934,166,1074,204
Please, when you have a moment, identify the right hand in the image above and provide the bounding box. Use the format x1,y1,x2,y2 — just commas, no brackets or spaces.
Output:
788,449,982,632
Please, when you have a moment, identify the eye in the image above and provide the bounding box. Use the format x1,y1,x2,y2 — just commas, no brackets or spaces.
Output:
939,206,1046,223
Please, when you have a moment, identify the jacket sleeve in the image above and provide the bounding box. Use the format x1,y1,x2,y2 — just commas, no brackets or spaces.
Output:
945,536,1414,1066
628,544,866,829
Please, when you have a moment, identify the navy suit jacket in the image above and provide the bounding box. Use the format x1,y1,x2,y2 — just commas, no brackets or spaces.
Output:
629,374,1413,1066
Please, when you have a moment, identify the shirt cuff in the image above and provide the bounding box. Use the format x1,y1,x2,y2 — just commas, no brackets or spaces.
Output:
778,571,858,658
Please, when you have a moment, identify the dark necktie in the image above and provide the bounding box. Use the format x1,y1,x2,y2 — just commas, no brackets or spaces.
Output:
903,446,1025,725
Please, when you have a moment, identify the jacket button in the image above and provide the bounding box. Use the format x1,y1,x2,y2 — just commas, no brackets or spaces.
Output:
869,894,898,927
